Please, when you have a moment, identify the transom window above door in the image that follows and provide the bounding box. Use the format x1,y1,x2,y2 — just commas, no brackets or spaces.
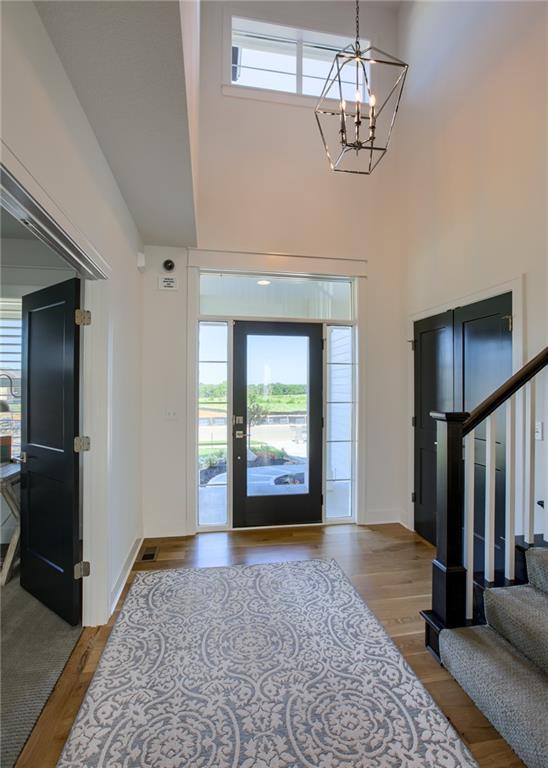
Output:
229,17,368,102
200,273,354,321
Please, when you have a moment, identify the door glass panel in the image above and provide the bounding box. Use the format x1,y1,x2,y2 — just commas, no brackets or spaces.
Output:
326,326,355,519
327,403,352,442
326,480,352,518
328,325,353,363
328,364,353,402
198,322,228,526
246,334,309,496
326,441,352,481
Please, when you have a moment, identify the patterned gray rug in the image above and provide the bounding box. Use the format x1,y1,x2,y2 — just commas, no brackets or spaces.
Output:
58,559,478,767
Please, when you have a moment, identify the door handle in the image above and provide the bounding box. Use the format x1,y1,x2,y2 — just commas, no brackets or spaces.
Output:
235,430,248,439
14,452,27,464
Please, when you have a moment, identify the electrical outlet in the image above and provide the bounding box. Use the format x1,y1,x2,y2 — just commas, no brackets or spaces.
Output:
165,409,178,421
535,421,544,441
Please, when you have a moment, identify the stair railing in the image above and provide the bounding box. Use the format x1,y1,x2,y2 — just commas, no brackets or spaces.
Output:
421,346,548,660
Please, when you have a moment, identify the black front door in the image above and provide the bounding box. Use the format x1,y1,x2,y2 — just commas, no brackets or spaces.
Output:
233,321,323,527
454,292,512,575
413,311,454,544
20,278,82,625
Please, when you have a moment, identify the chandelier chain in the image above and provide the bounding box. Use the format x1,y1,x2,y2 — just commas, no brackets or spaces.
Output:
355,0,360,49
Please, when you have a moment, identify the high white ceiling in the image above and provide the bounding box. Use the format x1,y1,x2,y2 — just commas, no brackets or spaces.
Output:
37,1,197,247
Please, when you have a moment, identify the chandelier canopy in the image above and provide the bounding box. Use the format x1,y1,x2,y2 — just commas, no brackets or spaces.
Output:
315,0,408,175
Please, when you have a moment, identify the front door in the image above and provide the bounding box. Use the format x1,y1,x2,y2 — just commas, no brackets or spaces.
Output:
232,321,323,527
20,278,82,625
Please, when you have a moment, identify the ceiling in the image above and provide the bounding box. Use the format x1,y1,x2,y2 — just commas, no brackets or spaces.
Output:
37,1,196,247
0,208,32,239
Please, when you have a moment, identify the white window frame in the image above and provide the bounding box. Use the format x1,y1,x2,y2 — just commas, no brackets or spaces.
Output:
222,11,368,109
187,258,367,533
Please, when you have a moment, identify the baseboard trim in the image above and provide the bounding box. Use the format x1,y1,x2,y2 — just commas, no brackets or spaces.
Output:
110,536,142,614
361,509,406,526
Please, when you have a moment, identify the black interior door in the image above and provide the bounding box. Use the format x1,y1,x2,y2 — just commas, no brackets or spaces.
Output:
454,293,512,577
413,311,454,544
233,321,323,528
20,278,82,625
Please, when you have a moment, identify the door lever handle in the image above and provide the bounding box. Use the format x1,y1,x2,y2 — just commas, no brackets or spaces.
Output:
235,430,248,439
14,452,27,464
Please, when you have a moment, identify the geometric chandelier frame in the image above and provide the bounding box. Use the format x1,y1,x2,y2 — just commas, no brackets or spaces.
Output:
315,0,408,175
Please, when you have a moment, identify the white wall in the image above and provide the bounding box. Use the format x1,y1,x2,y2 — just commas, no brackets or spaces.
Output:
194,1,409,527
1,1,144,622
141,246,189,537
397,1,548,530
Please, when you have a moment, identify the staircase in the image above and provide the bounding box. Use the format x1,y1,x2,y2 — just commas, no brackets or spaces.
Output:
440,548,548,768
420,347,548,768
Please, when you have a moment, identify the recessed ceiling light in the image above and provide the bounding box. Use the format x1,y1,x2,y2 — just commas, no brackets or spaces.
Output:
257,279,271,286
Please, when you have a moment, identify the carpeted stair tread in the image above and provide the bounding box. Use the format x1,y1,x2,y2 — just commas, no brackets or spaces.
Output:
484,584,548,675
526,547,548,594
440,625,548,768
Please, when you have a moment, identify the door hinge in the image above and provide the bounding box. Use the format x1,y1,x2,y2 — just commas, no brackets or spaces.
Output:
412,416,416,427
321,493,324,506
409,339,416,352
411,491,416,503
75,308,91,326
74,561,90,579
502,314,513,332
74,435,91,452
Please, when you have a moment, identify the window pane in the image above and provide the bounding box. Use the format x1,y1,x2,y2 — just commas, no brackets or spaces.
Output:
199,444,228,526
199,403,228,444
0,299,22,459
199,323,227,362
246,335,309,497
199,480,227,526
328,364,353,402
328,326,353,363
232,19,297,93
327,403,353,442
199,363,227,403
326,480,352,518
233,68,297,93
327,441,352,481
200,273,352,321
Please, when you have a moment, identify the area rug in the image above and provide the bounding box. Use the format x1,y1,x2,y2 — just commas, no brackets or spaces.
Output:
58,559,478,767
1,576,81,767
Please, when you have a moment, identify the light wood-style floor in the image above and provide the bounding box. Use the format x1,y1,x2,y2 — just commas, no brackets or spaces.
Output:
16,524,523,767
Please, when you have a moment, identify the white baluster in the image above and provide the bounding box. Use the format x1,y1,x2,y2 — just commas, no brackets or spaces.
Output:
464,430,475,620
505,397,516,581
524,380,535,544
485,414,496,583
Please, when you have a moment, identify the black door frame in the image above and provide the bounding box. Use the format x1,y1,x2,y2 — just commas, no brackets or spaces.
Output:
232,320,324,528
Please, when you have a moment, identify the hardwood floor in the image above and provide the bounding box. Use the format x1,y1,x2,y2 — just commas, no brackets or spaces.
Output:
16,523,523,767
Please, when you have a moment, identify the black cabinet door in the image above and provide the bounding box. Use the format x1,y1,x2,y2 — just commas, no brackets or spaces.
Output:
454,292,512,576
232,321,323,528
20,278,81,625
413,311,454,544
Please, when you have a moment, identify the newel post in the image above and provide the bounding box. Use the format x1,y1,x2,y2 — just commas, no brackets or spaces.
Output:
421,411,469,661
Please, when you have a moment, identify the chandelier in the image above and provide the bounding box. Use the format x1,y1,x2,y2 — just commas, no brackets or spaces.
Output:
315,0,408,175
